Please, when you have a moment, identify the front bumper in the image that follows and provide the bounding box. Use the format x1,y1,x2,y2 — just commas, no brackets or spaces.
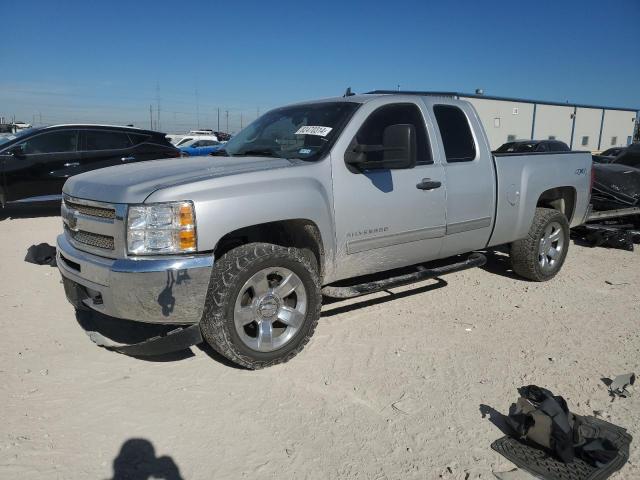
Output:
57,234,213,324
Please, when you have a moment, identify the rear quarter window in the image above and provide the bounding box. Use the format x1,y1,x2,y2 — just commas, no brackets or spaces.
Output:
84,130,132,150
433,105,476,162
128,133,151,145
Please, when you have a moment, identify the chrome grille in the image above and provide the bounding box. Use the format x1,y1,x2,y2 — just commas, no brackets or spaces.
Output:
66,227,115,250
64,199,116,219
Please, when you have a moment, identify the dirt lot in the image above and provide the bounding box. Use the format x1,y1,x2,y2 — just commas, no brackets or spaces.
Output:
1,207,638,479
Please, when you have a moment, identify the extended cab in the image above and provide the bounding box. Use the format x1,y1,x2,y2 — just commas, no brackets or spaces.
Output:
56,93,592,368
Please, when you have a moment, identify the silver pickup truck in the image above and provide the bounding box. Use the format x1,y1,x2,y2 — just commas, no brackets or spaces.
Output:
57,92,592,368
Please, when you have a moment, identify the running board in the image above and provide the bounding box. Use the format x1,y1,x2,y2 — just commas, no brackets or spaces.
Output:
321,252,486,299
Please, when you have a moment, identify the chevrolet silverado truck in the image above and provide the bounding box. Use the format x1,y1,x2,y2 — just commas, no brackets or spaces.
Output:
56,92,592,369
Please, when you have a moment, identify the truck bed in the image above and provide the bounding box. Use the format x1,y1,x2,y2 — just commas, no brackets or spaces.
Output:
488,151,592,247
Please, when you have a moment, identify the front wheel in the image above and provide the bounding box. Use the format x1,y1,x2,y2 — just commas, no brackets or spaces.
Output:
510,208,570,281
200,243,321,369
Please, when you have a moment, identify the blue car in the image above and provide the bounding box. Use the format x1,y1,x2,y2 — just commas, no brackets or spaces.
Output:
179,138,223,156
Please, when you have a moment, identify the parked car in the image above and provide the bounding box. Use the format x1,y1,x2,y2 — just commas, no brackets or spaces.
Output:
57,93,591,369
178,138,222,156
608,144,640,167
0,125,179,205
592,146,628,164
494,139,570,154
600,147,626,157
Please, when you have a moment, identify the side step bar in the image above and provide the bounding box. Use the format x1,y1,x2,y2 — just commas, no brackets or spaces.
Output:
321,252,486,299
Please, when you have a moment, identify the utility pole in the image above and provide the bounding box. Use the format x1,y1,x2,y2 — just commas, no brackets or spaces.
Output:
217,108,220,131
225,110,229,133
155,82,161,131
195,87,200,129
240,113,243,129
149,105,154,129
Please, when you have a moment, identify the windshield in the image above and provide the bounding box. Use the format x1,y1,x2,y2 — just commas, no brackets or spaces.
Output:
220,102,359,160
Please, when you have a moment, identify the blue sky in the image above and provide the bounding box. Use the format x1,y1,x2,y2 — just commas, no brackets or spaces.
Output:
1,0,638,133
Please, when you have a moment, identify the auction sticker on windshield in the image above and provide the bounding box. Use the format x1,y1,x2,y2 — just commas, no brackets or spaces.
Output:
295,126,333,137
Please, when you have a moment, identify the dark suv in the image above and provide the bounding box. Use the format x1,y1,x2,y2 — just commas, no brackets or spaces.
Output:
494,139,571,154
0,125,180,205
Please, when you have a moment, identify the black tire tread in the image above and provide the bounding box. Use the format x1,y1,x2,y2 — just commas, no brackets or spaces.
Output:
200,242,321,369
510,208,569,282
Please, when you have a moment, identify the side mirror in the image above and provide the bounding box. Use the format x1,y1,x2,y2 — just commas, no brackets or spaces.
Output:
345,124,416,170
8,144,25,157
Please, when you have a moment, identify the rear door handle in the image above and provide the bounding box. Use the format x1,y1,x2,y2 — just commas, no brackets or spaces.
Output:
121,156,135,162
416,178,442,190
64,162,80,167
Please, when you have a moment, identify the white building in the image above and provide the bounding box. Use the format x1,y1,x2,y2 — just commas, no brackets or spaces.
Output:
459,93,638,152
370,90,639,152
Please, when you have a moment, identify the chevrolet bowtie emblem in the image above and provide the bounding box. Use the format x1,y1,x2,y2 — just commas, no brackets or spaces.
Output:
64,208,79,231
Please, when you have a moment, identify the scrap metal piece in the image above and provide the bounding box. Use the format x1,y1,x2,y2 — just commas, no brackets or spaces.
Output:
87,323,203,357
608,373,635,399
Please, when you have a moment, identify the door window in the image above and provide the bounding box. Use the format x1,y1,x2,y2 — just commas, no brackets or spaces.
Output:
433,105,476,162
352,103,431,165
21,130,79,154
84,130,133,150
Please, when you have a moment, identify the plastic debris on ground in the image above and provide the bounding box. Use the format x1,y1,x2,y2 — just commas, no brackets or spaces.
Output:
24,243,57,267
487,385,632,480
603,373,635,399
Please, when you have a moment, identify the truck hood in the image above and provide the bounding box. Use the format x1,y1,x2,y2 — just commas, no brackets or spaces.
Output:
63,155,300,204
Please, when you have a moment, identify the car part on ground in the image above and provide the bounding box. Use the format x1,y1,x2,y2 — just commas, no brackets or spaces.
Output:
573,222,640,251
24,243,57,266
490,385,631,480
75,309,203,356
605,373,635,399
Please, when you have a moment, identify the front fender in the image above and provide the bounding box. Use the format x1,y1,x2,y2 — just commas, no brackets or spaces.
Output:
145,160,337,279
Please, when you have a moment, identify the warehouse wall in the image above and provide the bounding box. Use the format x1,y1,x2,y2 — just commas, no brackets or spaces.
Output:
531,104,574,145
600,110,636,149
460,94,637,152
572,107,601,150
464,97,534,149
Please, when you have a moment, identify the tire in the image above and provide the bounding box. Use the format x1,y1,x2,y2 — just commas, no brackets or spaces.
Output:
200,242,321,369
510,208,570,282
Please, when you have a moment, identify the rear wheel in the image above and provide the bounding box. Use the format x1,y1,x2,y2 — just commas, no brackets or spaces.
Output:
200,243,321,369
510,208,570,281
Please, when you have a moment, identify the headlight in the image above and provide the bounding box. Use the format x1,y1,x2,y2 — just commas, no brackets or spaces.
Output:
127,201,197,255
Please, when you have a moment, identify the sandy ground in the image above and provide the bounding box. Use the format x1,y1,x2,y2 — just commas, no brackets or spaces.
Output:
1,206,638,480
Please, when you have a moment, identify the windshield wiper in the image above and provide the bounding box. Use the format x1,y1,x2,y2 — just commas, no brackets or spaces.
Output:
233,148,280,158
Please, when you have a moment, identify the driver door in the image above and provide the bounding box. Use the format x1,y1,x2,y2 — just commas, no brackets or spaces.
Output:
2,129,80,202
331,101,447,279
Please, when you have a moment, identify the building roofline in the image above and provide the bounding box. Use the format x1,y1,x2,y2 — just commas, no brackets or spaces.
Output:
366,90,639,113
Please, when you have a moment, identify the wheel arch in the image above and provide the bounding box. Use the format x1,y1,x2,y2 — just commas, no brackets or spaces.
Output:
536,186,577,224
213,219,326,280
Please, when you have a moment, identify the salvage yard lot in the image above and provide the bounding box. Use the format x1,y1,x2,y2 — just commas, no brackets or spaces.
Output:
1,208,639,479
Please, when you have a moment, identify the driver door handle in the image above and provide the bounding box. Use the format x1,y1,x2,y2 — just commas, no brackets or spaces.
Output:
121,156,135,162
416,178,442,190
